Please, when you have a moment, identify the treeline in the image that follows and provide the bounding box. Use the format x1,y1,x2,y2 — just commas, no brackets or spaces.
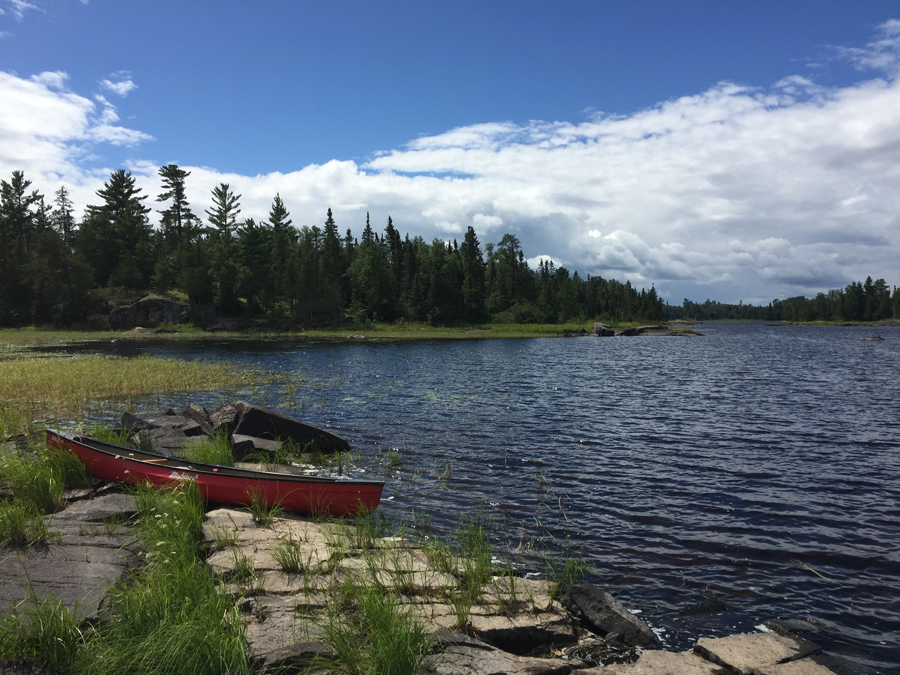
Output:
0,167,896,328
678,277,899,322
0,167,666,327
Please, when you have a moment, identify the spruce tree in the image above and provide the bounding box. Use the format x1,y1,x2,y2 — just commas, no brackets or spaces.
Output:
157,164,198,249
77,169,153,289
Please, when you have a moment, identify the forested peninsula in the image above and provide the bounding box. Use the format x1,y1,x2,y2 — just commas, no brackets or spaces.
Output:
1,167,897,329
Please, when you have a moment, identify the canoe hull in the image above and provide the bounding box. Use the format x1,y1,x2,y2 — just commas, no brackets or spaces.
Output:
46,429,383,517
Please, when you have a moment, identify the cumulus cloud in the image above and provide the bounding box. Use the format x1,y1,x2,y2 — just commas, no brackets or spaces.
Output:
99,74,137,97
2,23,900,304
0,70,153,207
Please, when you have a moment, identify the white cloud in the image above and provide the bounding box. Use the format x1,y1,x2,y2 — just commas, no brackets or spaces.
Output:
0,70,153,208
6,0,41,20
1,23,900,304
472,213,503,230
99,76,137,97
836,19,900,73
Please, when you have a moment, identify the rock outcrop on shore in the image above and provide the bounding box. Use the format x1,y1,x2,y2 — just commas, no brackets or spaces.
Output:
0,403,862,674
116,401,350,459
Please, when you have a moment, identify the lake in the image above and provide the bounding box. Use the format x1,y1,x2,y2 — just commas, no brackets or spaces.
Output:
49,322,900,672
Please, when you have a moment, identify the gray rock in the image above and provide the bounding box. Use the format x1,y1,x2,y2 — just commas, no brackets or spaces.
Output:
146,415,203,437
53,493,137,523
421,631,574,674
593,322,614,337
231,434,282,459
694,633,822,673
0,516,139,624
679,596,728,616
108,295,187,328
209,403,242,434
120,411,153,433
135,427,186,456
180,404,214,436
231,401,350,452
560,584,655,648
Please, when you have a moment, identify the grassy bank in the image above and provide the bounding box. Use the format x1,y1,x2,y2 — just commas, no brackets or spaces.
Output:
0,355,269,423
0,320,676,347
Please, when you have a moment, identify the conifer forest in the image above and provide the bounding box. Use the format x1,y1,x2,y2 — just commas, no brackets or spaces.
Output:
0,167,897,328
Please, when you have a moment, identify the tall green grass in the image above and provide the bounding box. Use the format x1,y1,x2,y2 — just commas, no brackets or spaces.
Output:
84,484,249,675
321,575,431,675
0,587,85,672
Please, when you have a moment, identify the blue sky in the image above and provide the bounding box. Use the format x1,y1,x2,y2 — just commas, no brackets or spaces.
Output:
2,1,899,304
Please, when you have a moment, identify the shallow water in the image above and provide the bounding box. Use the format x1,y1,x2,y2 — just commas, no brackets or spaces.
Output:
46,323,900,671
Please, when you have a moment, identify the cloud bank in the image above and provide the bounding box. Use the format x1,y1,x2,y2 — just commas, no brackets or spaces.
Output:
1,22,899,304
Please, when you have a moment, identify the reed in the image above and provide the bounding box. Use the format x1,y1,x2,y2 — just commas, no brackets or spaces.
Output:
0,354,267,416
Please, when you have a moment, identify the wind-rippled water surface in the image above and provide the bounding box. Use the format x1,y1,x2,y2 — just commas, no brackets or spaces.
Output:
53,323,900,671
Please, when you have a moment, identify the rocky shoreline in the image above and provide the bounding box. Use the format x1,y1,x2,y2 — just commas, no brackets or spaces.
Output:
0,406,867,674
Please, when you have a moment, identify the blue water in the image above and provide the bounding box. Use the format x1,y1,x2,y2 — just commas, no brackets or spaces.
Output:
47,323,900,672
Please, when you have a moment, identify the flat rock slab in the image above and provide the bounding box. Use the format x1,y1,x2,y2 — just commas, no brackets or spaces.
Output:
579,649,722,675
756,660,840,675
0,520,138,623
421,631,574,675
695,633,822,674
53,493,137,522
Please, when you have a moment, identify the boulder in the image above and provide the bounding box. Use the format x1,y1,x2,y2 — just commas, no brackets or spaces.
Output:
180,404,215,436
231,434,282,459
209,403,242,434
134,427,207,456
108,295,187,328
679,596,728,616
146,415,203,437
560,584,655,648
55,493,137,522
119,411,153,434
231,401,350,452
593,323,614,337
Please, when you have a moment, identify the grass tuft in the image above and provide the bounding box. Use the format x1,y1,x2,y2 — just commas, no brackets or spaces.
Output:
320,575,431,675
0,586,85,672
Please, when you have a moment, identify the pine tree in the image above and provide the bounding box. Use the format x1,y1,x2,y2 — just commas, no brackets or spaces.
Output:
460,226,486,322
157,164,199,249
206,184,242,313
51,186,76,248
266,194,298,314
77,170,153,288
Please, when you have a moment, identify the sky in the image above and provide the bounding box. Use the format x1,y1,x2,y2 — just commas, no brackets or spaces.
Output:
1,1,899,305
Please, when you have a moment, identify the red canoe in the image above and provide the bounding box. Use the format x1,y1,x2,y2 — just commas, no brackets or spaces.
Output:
46,429,384,517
